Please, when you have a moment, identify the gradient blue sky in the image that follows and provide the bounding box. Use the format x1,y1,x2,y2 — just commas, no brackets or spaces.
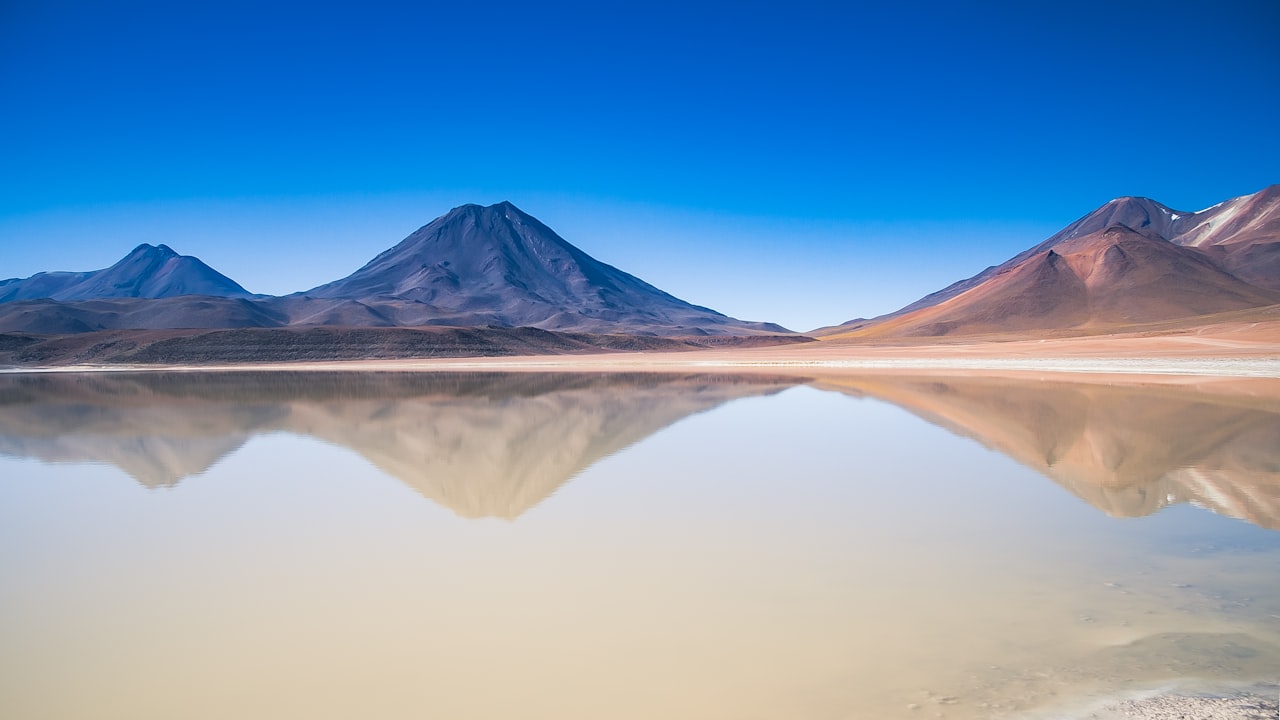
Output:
2,0,1277,331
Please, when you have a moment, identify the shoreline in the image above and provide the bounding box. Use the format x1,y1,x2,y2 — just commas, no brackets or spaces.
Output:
4,353,1279,380
3,315,1277,380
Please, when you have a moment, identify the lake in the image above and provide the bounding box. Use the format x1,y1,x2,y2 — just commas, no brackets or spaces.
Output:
1,370,1277,719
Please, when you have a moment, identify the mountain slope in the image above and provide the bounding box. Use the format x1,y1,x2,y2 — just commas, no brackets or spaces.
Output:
304,201,788,336
0,205,790,338
1169,184,1280,290
0,296,288,334
0,244,253,303
823,186,1280,339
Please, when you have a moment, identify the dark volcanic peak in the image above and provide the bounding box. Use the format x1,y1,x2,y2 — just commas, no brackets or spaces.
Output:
0,204,788,337
1,243,253,303
305,201,786,336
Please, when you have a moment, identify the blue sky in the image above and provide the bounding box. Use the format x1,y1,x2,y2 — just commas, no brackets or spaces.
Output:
2,0,1276,331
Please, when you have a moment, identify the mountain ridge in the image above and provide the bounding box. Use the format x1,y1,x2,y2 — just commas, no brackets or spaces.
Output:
5,188,1278,343
822,185,1280,339
1,203,789,337
0,243,253,303
302,201,781,335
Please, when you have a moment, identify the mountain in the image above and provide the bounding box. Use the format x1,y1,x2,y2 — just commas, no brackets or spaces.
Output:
822,185,1280,338
1170,184,1280,290
0,243,253,303
0,205,790,338
301,201,788,335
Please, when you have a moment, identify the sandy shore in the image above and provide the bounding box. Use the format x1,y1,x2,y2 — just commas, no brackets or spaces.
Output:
9,345,1276,381
4,315,1278,379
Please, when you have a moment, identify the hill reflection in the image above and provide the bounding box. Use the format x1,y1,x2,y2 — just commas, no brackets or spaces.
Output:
814,375,1280,530
0,371,799,518
3,370,1278,529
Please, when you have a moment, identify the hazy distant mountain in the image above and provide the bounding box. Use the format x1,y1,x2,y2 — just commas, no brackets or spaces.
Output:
823,185,1280,338
0,243,253,303
301,201,788,335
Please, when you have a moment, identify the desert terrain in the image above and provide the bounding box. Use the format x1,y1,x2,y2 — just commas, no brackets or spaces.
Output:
6,305,1268,379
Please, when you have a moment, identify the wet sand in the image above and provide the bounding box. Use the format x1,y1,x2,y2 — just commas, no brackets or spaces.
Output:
14,352,1277,384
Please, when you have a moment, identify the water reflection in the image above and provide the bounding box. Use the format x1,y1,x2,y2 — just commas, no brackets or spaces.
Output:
3,371,1277,528
1,370,1278,719
0,372,800,518
816,375,1280,530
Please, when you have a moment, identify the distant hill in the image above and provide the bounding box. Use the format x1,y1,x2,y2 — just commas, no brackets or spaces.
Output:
0,243,253,303
821,185,1280,339
0,204,790,338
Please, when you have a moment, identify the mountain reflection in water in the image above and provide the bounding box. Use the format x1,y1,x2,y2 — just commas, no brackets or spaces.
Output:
816,375,1280,530
3,370,1279,720
0,372,799,518
1,371,1278,529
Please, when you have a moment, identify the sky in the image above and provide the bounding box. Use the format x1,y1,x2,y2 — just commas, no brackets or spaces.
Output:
1,0,1277,331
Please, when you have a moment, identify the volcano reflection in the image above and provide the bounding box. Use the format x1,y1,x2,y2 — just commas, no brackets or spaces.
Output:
0,371,799,518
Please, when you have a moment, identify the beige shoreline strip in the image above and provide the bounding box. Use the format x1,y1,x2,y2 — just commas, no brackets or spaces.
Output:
3,354,1279,378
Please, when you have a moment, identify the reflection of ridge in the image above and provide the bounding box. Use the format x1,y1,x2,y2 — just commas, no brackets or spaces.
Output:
0,374,288,487
813,376,1280,530
288,383,772,519
0,372,800,517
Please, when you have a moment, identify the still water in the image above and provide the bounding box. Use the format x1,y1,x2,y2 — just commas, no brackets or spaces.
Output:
1,371,1277,719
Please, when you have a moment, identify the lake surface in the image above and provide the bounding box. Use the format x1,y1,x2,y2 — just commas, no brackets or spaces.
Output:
1,371,1278,719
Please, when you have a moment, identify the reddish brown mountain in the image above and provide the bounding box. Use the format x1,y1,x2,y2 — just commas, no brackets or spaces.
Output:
1170,184,1280,290
823,186,1280,339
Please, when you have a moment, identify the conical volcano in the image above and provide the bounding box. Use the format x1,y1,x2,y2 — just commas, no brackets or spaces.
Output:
303,201,788,336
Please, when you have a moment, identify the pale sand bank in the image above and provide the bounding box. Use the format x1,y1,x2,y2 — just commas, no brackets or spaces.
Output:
4,353,1278,379
5,316,1279,378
